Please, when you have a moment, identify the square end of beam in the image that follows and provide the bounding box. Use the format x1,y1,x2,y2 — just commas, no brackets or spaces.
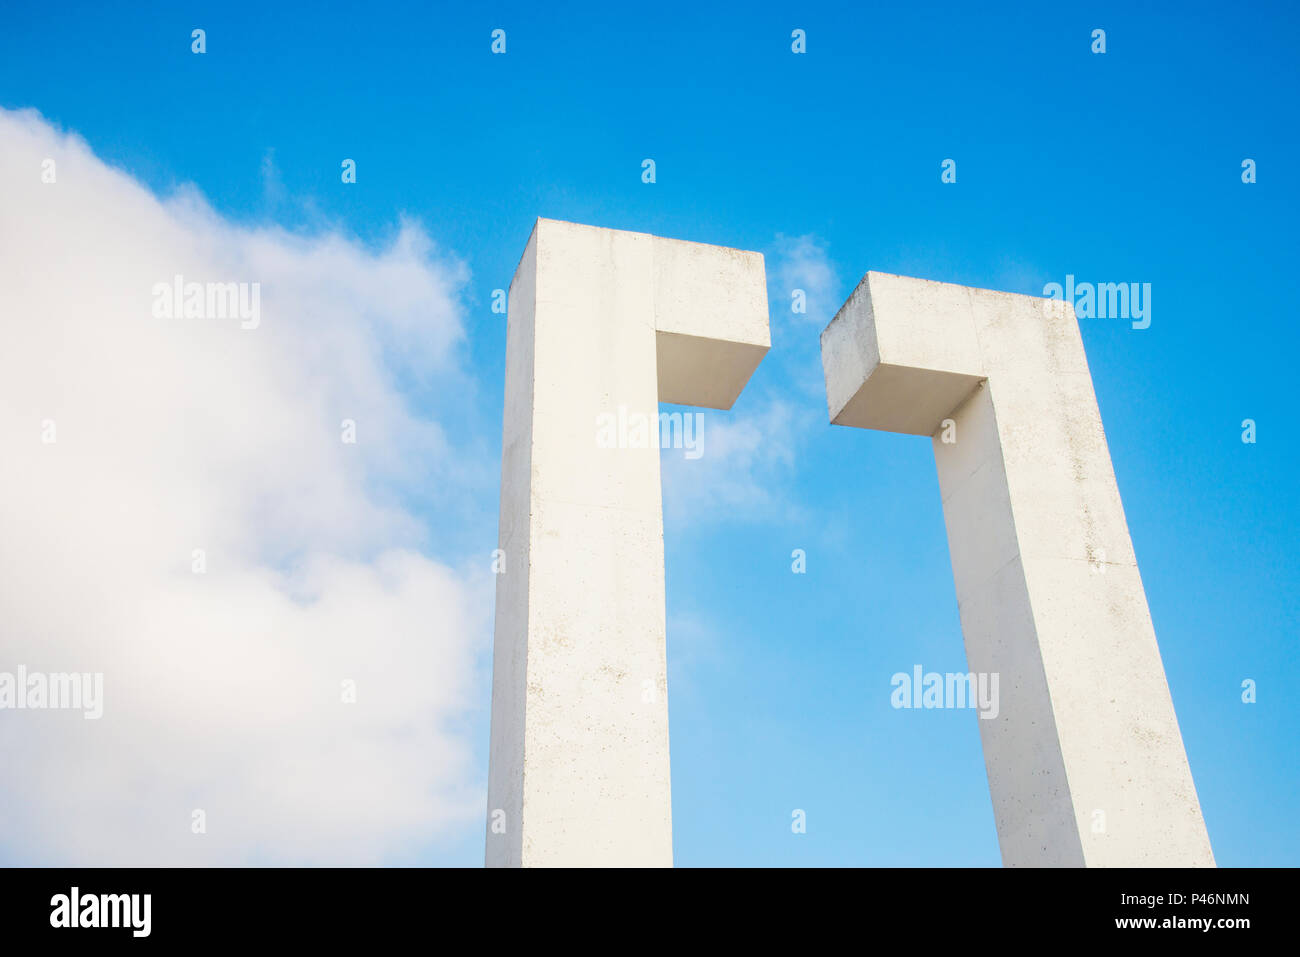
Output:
821,271,986,435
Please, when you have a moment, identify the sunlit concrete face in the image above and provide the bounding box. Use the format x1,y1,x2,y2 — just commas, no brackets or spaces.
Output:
487,219,769,867
821,271,1214,867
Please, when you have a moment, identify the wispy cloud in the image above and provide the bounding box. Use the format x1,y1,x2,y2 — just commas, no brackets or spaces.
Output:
259,146,286,209
769,233,842,329
661,399,805,527
764,232,846,408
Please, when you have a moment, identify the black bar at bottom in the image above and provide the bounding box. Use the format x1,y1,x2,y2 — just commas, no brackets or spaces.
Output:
0,866,1280,943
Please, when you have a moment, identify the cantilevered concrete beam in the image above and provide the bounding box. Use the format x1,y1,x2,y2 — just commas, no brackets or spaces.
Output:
487,219,768,867
821,271,1213,867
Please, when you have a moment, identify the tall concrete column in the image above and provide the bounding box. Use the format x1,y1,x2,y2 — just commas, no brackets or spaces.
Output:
487,219,769,867
820,271,1213,867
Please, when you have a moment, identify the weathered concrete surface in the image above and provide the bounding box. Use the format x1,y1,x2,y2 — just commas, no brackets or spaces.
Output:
821,271,1214,867
487,218,768,867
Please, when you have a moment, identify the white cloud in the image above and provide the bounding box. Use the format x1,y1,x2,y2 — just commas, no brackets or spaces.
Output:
0,108,488,864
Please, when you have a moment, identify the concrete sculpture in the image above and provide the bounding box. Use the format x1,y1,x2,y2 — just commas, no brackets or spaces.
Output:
820,271,1213,866
486,219,769,866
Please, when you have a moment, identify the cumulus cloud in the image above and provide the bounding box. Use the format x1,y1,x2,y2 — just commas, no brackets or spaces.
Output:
0,108,488,864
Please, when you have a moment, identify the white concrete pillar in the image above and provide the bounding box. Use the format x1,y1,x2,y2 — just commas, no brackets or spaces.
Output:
487,219,769,867
820,271,1214,867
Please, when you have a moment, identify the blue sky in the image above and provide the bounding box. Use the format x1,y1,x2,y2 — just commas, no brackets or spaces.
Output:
2,0,1296,865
